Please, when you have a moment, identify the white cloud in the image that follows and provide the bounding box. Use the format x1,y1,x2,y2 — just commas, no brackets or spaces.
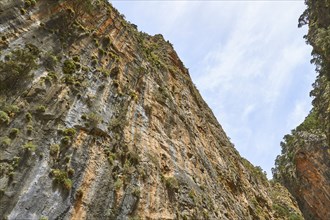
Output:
192,2,313,175
287,100,310,129
263,40,310,107
242,104,256,121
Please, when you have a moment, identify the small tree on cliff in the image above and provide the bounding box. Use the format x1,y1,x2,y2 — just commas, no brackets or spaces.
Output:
66,0,94,21
0,45,39,95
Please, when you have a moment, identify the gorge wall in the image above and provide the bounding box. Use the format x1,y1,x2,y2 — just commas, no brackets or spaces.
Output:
273,1,330,220
0,0,307,219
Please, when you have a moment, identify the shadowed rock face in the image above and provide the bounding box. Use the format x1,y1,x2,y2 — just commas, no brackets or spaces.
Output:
273,0,330,219
294,145,330,220
0,0,303,219
274,131,330,220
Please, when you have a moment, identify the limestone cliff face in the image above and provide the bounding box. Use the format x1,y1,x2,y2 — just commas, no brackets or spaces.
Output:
273,131,330,220
0,1,303,219
291,138,329,220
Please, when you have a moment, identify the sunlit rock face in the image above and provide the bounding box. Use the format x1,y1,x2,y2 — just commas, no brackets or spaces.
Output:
0,1,303,219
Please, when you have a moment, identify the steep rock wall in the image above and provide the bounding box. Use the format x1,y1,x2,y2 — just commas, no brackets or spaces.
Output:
0,1,303,219
273,0,330,219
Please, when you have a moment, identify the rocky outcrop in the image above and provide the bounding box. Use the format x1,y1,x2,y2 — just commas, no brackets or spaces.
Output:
0,0,303,219
293,139,330,220
273,1,330,220
274,130,330,220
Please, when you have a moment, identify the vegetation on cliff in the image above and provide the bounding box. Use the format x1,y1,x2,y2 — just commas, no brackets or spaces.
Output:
298,0,330,142
273,0,330,219
0,45,39,95
0,0,305,219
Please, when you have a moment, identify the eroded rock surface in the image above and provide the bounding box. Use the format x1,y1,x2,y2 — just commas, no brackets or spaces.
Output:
0,1,303,219
273,0,330,219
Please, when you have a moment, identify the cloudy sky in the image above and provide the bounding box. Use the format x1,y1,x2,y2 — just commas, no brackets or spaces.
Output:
112,1,315,177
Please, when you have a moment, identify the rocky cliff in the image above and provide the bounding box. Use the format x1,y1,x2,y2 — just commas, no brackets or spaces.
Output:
0,0,303,219
273,1,330,220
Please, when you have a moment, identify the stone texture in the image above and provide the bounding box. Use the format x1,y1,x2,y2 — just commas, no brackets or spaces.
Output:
0,1,303,219
274,131,330,220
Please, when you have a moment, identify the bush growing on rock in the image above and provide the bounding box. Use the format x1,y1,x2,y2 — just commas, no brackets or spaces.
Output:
24,0,37,8
0,111,10,125
9,128,19,138
35,105,46,113
61,136,71,146
25,112,32,122
63,128,76,137
66,0,94,21
50,144,60,157
76,188,84,199
0,46,39,94
62,59,76,74
51,169,72,190
114,179,123,190
67,167,75,177
26,125,33,135
2,105,19,115
23,142,36,152
0,136,11,147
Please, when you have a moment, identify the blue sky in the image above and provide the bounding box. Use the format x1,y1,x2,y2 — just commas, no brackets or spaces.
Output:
112,1,315,177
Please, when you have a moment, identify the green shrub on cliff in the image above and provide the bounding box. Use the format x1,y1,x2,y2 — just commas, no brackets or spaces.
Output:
9,128,19,139
298,0,330,143
51,169,72,190
114,179,123,190
273,203,303,220
23,142,37,152
24,0,37,8
0,111,10,125
66,0,94,20
35,105,46,113
62,59,76,74
2,105,19,115
63,128,76,137
295,110,319,132
49,144,60,157
0,45,39,94
0,136,11,147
